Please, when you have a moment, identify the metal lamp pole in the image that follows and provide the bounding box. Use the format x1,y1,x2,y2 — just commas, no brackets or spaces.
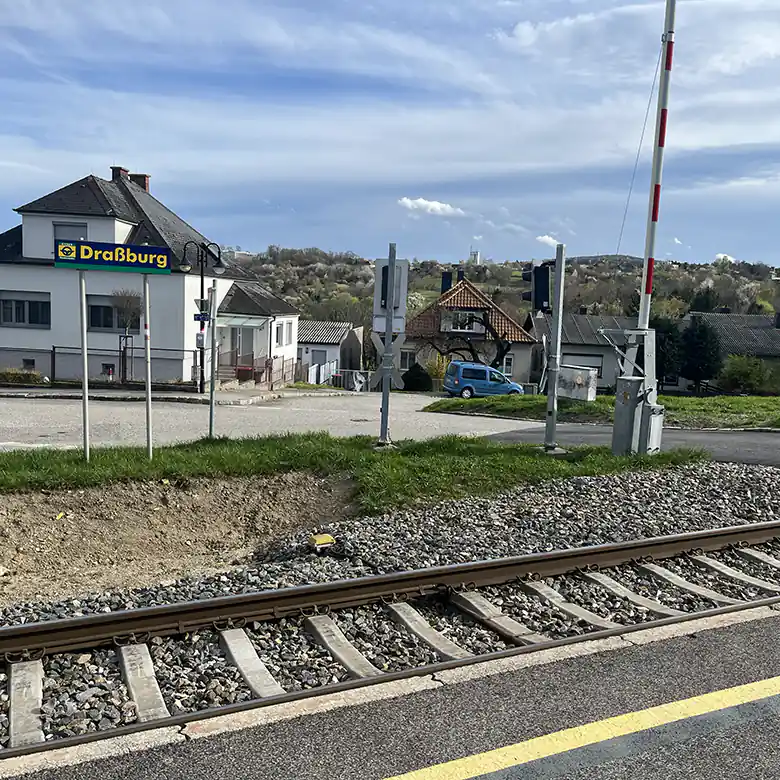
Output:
180,242,225,398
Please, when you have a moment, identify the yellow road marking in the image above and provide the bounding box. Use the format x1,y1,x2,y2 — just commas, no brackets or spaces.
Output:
385,674,780,780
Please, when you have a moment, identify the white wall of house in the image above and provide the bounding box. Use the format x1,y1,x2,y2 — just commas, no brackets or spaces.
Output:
402,340,534,383
21,213,136,261
503,345,533,384
0,263,193,381
269,316,299,362
298,342,341,366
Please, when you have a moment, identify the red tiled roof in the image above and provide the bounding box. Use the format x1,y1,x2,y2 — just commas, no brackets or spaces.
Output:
406,279,535,343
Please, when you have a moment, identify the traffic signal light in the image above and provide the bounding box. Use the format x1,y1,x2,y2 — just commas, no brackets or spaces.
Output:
521,262,552,313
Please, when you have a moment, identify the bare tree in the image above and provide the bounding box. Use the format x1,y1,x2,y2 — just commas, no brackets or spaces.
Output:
425,312,512,369
111,289,142,334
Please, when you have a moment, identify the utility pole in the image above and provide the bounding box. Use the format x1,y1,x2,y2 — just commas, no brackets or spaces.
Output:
544,243,566,452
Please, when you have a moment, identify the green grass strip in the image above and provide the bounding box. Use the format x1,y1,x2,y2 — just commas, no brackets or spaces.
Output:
0,433,705,514
423,394,780,429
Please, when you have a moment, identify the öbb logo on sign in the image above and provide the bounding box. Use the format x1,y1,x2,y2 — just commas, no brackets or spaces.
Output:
57,243,77,259
55,240,172,274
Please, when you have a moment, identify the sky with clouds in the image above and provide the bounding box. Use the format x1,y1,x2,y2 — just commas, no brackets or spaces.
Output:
1,0,779,264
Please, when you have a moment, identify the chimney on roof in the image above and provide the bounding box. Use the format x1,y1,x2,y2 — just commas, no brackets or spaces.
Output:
441,270,453,295
579,305,588,315
129,173,150,192
775,312,780,329
457,266,465,282
110,166,129,181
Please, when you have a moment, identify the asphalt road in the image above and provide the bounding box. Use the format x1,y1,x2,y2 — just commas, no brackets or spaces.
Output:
9,613,780,780
489,424,780,466
0,394,534,450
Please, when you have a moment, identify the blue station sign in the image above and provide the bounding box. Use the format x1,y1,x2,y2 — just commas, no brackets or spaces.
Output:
55,240,172,274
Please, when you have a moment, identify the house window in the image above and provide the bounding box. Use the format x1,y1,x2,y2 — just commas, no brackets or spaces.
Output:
275,323,283,347
451,311,476,331
0,292,51,329
22,359,35,371
502,354,514,377
400,350,416,371
285,321,293,345
86,295,140,333
562,353,604,378
54,223,87,244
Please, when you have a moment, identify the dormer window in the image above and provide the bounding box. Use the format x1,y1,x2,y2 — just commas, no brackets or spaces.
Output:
53,222,87,243
451,311,476,331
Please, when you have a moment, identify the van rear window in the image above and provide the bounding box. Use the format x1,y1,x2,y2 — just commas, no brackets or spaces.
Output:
445,363,456,376
462,367,487,380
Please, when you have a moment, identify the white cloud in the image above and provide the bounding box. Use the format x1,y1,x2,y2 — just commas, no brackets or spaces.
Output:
673,237,683,245
397,197,466,217
715,252,737,263
472,235,483,241
536,234,559,248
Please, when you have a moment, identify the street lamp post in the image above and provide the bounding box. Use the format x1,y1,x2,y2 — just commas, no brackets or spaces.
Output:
179,242,225,393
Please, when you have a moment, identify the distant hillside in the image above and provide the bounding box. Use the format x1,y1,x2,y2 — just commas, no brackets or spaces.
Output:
223,245,780,327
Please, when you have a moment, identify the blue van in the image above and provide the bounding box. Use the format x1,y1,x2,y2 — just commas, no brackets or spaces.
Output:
443,361,524,399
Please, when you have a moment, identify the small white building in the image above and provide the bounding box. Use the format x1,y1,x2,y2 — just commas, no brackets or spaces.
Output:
297,321,364,370
0,166,299,387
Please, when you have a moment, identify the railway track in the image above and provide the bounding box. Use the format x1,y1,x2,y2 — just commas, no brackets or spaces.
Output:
3,519,780,760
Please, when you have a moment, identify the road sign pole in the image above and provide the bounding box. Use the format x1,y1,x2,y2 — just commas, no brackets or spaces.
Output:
143,273,153,460
208,280,218,439
78,270,90,462
378,243,397,447
544,244,566,452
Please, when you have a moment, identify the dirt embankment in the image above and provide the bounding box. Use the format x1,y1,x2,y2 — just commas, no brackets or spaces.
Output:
0,473,353,604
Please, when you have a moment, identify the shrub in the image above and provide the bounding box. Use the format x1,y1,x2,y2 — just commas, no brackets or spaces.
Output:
719,355,768,394
0,368,43,384
402,362,433,392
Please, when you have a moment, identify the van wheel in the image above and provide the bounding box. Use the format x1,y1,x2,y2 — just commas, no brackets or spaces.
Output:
508,390,520,395
460,387,474,399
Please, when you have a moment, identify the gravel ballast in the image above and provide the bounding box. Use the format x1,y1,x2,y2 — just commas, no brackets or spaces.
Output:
548,574,653,626
482,583,597,638
149,630,253,714
706,550,780,586
608,564,720,612
0,671,7,748
245,617,349,691
1,463,778,627
41,649,135,739
659,557,761,601
333,604,439,671
412,598,509,654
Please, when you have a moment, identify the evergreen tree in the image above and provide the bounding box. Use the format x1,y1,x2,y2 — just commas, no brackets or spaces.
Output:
689,286,720,312
650,316,683,391
680,316,723,393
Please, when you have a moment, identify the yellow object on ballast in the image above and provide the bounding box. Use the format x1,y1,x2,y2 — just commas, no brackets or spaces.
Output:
308,533,336,552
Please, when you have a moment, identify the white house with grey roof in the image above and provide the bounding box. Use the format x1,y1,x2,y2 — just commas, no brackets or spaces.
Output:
0,165,299,387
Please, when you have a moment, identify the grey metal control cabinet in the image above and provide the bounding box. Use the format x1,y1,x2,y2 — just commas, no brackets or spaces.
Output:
612,376,644,456
640,403,665,455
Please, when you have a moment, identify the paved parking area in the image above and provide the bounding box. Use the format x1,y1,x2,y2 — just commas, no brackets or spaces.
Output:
0,394,538,450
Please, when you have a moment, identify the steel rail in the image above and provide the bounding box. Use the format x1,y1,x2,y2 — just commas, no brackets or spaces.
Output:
2,519,779,657
2,595,779,762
